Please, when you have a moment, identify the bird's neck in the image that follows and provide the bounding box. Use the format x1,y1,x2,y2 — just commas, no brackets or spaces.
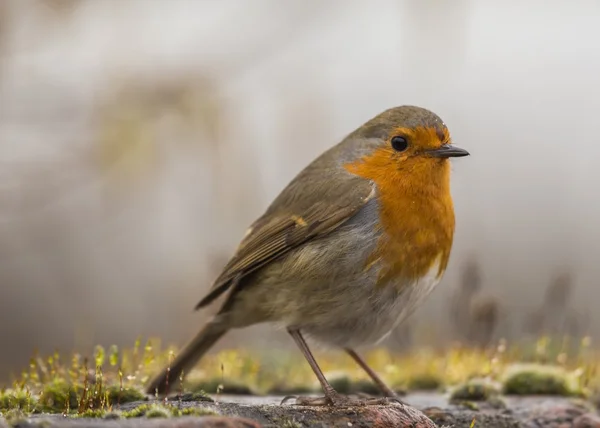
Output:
345,158,455,287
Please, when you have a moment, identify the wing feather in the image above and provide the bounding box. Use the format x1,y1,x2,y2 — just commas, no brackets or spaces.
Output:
195,177,375,310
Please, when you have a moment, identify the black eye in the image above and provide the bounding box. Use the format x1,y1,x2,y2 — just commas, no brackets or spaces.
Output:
391,136,408,152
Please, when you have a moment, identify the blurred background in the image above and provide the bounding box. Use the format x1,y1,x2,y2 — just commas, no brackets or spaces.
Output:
1,0,599,382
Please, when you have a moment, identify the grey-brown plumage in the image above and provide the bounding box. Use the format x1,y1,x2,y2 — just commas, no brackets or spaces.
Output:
145,106,468,403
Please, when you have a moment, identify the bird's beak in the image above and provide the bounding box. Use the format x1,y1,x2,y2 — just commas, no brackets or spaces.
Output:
426,144,470,158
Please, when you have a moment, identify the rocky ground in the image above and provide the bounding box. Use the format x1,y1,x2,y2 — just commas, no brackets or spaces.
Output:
2,393,600,428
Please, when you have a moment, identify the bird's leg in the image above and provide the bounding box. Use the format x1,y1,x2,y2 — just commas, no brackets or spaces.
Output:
346,348,407,404
283,328,402,407
283,328,337,405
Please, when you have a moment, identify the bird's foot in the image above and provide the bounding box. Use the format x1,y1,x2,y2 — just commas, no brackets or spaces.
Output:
281,391,405,407
355,391,410,406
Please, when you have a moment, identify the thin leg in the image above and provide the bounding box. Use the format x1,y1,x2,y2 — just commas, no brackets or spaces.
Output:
285,328,336,405
284,328,403,407
346,348,397,397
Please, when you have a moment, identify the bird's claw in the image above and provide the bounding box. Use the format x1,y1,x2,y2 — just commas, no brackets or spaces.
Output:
292,395,333,406
280,395,298,405
379,396,407,406
287,392,405,407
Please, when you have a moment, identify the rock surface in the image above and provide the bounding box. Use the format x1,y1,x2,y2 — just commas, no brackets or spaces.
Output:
573,413,600,428
2,393,599,427
10,417,261,428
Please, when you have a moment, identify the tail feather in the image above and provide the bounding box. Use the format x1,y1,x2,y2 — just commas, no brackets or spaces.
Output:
145,322,227,395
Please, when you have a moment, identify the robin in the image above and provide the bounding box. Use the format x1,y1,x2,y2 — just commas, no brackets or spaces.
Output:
146,105,469,406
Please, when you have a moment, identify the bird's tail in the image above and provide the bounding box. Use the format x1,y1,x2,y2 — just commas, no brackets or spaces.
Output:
145,322,228,395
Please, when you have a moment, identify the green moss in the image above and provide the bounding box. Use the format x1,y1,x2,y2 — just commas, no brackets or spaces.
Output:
406,373,444,391
145,406,172,418
122,404,149,418
2,408,29,424
180,407,218,417
280,417,301,428
450,378,501,402
38,380,80,412
122,403,172,418
3,336,600,423
36,382,143,414
453,400,479,411
179,391,214,402
188,379,254,395
121,403,216,419
0,389,37,412
103,411,123,419
74,408,107,419
502,364,581,396
106,386,145,405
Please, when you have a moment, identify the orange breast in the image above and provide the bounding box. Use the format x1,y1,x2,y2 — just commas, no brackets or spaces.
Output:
344,138,455,288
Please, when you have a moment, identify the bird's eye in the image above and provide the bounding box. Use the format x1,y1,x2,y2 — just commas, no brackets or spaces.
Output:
391,136,409,152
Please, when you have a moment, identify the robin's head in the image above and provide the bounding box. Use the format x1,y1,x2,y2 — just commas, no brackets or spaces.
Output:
343,106,469,283
343,105,469,197
344,105,469,177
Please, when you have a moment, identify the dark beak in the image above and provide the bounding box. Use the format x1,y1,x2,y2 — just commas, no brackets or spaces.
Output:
426,144,470,158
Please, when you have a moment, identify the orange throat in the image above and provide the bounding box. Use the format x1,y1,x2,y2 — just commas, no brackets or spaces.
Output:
344,144,456,288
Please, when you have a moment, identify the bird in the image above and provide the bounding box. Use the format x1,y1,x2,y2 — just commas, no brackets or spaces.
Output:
146,105,469,406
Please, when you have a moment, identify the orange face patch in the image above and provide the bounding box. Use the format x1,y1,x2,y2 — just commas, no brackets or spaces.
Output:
344,126,455,288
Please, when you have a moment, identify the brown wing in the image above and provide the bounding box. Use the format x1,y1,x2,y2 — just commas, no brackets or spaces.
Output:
194,178,375,310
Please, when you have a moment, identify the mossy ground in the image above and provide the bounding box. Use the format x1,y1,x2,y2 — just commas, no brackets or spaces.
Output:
0,335,598,419
449,378,507,410
502,363,584,396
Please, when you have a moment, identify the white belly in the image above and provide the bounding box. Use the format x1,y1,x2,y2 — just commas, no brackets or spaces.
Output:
302,258,444,349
